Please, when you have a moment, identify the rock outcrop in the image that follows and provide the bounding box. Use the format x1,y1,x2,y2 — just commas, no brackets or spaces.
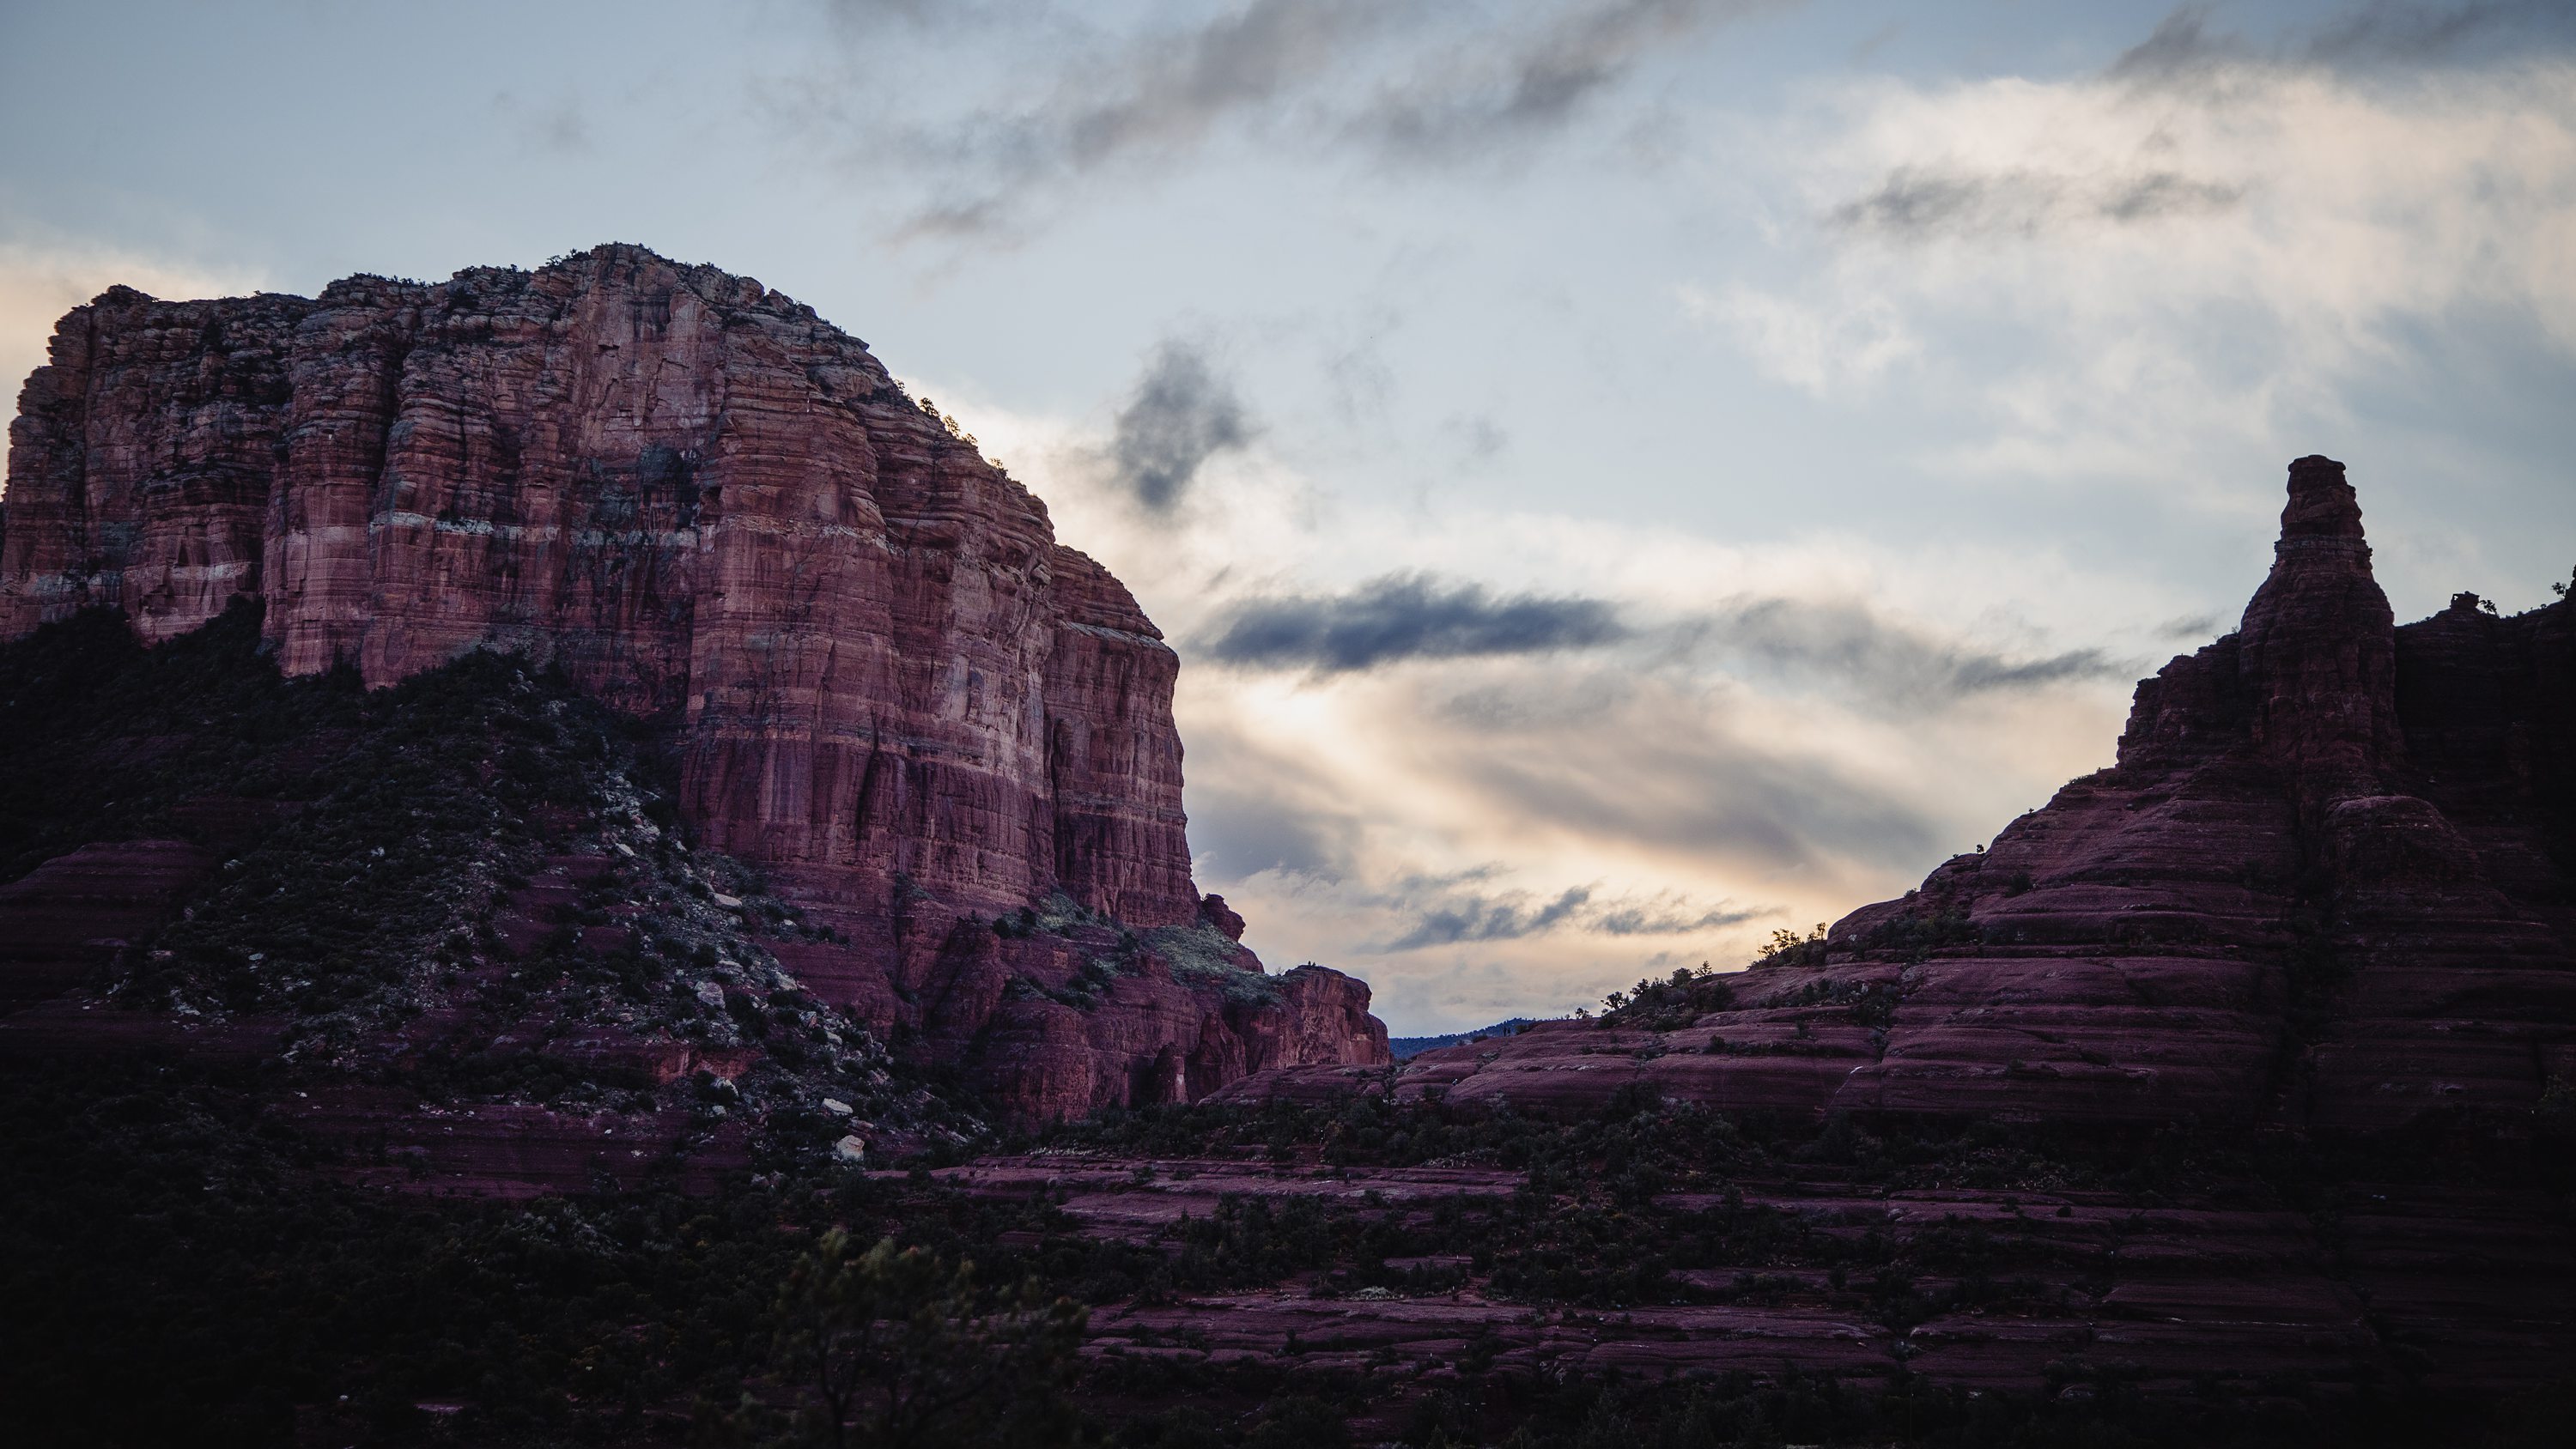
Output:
1370,458,2575,1131
0,246,1388,1127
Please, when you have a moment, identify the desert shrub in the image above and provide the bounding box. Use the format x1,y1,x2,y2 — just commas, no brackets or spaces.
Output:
1598,964,1738,1030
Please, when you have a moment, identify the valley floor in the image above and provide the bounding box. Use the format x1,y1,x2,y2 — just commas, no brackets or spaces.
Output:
11,1058,2570,1448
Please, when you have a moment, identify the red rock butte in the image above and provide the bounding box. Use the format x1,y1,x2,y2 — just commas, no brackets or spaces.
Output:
1244,457,2576,1133
0,245,1388,1120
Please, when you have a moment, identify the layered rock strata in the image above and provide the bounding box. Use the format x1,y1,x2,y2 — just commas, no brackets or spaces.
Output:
0,246,1388,1124
1328,458,2574,1131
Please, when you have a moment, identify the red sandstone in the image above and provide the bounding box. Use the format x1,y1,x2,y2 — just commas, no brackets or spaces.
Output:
0,246,1389,1125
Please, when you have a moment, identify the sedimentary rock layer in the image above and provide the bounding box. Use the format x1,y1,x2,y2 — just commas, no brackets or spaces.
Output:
1357,458,2575,1132
0,246,1389,1123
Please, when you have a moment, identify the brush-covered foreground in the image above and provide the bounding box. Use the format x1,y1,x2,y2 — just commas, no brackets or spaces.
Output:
6,1065,2573,1447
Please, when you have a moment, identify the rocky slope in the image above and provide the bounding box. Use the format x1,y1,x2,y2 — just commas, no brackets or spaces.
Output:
0,246,1387,1143
1242,458,2573,1132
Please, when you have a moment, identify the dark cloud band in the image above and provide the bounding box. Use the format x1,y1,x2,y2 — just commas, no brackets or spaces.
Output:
1195,576,2129,707
1197,574,1630,672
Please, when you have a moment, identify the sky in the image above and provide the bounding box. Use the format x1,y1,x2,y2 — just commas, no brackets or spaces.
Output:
3,0,2572,1034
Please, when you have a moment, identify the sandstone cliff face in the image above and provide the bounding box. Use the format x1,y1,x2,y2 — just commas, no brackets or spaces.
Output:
1332,458,2574,1131
0,247,1182,927
0,246,1388,1125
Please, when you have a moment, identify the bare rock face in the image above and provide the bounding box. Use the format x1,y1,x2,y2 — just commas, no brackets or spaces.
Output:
1383,458,2576,1131
0,246,1388,1124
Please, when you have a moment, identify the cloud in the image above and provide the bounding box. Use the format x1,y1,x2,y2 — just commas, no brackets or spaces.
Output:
1445,413,1510,466
1685,283,1917,393
1431,669,1948,871
1387,884,1595,949
818,0,1027,31
1005,0,1382,170
1369,873,1770,950
2306,2,2567,64
2110,1,2575,82
1696,26,2576,488
2105,5,2234,82
1826,166,2243,239
787,0,1791,241
1198,573,1630,672
1188,786,1354,879
1355,0,1785,160
1100,341,1255,514
876,0,1394,239
493,90,592,154
1692,597,2133,705
1596,900,1768,935
1192,573,2124,703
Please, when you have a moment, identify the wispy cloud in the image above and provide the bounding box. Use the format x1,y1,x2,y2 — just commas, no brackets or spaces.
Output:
1597,900,1769,935
1680,284,1917,394
492,89,592,155
784,0,1792,243
1386,883,1595,949
1428,665,1949,871
1099,340,1256,514
1382,879,1768,950
2308,1,2569,64
1691,597,2133,706
1354,0,1788,160
1827,166,2243,239
2111,1,2575,83
914,0,1384,237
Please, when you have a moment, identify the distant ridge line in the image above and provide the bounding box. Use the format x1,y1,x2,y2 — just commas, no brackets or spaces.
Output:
1389,1018,1543,1060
